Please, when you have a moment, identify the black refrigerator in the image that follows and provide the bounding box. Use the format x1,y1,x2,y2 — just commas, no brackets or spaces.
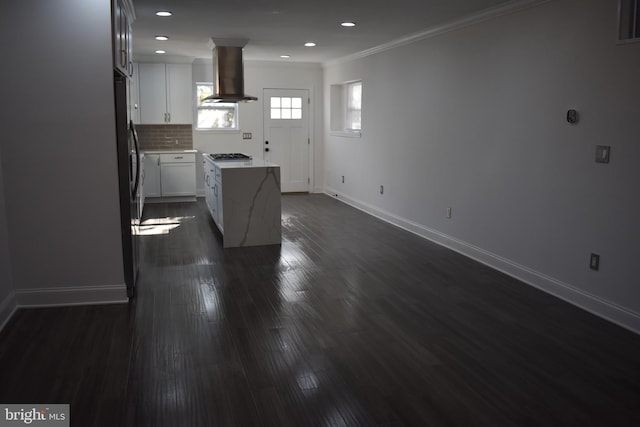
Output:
114,70,141,298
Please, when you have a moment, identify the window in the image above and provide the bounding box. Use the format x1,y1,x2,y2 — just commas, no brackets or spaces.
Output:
618,0,640,42
330,80,362,136
196,83,238,130
270,97,303,119
346,81,362,131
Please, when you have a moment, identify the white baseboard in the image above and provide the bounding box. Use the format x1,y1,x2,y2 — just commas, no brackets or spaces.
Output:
324,188,640,335
15,284,128,308
0,290,17,332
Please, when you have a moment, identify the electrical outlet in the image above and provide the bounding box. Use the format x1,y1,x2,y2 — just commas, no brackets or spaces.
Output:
380,185,384,194
446,207,452,219
590,253,600,271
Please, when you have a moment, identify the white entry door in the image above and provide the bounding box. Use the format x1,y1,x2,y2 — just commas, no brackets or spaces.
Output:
263,89,310,193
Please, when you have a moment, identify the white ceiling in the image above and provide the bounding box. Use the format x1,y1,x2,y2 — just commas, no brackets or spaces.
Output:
132,0,516,63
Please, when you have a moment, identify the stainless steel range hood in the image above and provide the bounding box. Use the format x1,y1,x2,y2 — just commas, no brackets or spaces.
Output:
203,38,257,103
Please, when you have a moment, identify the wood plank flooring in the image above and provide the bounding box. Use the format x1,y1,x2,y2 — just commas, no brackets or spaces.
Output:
1,194,639,426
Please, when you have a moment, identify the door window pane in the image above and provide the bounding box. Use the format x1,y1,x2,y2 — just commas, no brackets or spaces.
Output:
270,96,303,120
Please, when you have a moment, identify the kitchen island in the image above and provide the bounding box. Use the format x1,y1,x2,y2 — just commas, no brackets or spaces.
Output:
203,154,281,247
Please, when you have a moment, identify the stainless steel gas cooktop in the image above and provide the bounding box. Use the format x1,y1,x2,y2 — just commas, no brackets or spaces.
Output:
209,153,252,161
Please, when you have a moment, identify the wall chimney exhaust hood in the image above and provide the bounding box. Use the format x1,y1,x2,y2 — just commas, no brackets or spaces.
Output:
203,38,257,103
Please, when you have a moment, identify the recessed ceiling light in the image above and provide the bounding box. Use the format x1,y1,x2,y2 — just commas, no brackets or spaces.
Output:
280,55,291,58
155,35,169,41
155,50,166,54
304,42,316,47
341,22,356,27
155,11,172,17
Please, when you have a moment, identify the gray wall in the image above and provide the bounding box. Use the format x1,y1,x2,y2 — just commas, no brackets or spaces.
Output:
323,0,640,331
0,147,15,328
0,0,127,305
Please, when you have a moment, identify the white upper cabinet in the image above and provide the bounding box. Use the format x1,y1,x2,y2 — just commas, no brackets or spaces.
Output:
138,63,193,125
112,0,134,77
130,62,140,124
138,63,165,124
166,64,193,124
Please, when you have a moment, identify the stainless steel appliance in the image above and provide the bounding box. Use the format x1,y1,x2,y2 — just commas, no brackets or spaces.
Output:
202,39,258,103
114,71,141,298
209,153,252,161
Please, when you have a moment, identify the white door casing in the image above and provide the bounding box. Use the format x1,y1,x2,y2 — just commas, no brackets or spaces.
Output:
263,89,310,193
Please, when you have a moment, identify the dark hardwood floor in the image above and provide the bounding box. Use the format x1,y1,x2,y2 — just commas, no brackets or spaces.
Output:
1,195,639,426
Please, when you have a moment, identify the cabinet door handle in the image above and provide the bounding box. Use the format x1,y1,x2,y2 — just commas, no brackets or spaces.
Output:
174,156,183,159
120,50,127,68
167,113,171,122
128,61,134,77
157,157,160,166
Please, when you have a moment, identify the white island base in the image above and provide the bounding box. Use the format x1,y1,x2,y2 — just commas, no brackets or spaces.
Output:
204,157,281,248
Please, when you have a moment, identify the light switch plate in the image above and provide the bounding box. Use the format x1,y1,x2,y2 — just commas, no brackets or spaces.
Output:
595,145,610,163
242,132,252,139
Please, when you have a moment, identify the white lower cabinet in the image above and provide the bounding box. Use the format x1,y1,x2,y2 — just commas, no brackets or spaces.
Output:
204,160,217,222
143,151,195,199
215,175,223,232
139,152,146,217
204,158,223,230
160,163,196,196
143,154,161,197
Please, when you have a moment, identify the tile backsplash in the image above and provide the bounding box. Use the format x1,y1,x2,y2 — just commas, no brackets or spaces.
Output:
136,125,193,150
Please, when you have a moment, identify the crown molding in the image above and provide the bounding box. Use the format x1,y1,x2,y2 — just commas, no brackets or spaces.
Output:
323,0,551,68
